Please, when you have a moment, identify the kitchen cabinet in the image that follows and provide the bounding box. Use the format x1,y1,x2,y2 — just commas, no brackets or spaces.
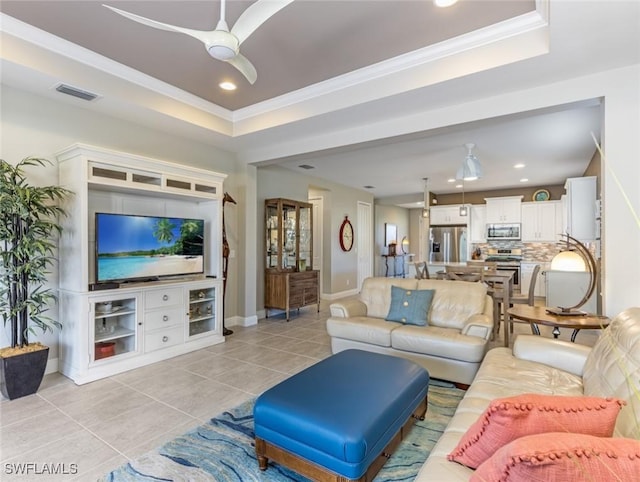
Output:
521,201,561,242
485,196,523,223
429,205,469,225
563,176,597,241
469,205,486,243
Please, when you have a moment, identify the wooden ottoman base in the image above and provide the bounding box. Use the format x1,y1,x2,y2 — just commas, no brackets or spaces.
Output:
255,395,427,482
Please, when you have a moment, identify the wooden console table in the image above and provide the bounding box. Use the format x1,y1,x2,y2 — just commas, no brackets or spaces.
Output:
381,254,407,278
507,305,610,342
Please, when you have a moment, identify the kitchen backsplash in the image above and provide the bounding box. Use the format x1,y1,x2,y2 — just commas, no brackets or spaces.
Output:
471,242,559,262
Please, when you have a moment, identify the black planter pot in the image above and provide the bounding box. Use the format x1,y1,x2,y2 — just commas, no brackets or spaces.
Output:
0,346,49,400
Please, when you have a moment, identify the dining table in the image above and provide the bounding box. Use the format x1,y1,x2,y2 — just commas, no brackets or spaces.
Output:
437,268,515,347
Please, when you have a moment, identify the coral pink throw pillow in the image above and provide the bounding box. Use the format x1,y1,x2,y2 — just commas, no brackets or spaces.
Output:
448,394,625,469
470,432,640,482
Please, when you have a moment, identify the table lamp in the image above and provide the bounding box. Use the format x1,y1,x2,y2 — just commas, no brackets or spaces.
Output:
401,236,409,254
546,233,597,316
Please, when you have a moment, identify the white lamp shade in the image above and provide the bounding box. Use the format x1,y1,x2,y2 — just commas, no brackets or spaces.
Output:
550,250,586,271
456,154,482,181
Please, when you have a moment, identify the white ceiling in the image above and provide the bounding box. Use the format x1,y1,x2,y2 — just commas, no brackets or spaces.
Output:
1,1,639,199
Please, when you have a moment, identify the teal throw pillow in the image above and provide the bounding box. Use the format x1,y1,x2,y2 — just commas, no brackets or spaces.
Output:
385,286,434,326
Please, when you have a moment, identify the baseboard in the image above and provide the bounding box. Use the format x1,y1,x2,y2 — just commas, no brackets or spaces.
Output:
256,309,266,320
226,315,258,327
322,288,359,301
45,357,59,375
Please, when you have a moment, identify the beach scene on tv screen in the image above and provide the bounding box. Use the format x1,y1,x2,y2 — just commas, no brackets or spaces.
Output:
97,215,204,282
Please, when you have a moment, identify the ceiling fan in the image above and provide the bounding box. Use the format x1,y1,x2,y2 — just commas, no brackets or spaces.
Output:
103,0,294,84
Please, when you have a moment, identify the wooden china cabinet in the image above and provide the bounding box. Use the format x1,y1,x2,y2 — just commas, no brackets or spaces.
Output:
264,198,319,321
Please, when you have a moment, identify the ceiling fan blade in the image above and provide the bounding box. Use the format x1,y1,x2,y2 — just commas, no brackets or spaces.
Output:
103,4,211,45
226,54,257,85
231,0,295,45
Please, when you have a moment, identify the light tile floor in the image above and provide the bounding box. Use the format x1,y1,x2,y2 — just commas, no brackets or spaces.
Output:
0,297,599,481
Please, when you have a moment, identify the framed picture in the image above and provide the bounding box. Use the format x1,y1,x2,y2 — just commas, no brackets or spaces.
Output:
385,223,397,247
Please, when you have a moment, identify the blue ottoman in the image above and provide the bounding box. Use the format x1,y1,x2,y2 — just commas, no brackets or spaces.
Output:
254,349,430,481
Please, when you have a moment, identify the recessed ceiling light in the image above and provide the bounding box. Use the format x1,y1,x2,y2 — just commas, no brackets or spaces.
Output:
434,0,458,7
219,81,237,91
520,178,529,182
456,184,463,189
447,178,456,183
514,163,526,169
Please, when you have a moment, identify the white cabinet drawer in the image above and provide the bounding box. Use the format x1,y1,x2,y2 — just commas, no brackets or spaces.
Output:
145,326,183,352
144,307,184,332
145,288,182,309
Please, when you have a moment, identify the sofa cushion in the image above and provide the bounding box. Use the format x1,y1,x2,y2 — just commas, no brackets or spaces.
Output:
448,394,625,469
470,432,640,482
360,278,418,319
415,347,586,482
582,307,640,440
391,325,487,363
326,317,399,348
385,286,434,326
416,279,486,330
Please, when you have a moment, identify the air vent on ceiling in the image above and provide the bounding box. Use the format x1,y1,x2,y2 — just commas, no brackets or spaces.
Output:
55,83,99,101
363,185,375,189
298,164,315,170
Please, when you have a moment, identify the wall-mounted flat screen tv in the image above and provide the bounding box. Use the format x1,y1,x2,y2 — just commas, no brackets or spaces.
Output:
95,213,205,284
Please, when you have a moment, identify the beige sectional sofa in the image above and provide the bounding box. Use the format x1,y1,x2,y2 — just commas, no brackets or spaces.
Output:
327,277,494,386
417,307,640,481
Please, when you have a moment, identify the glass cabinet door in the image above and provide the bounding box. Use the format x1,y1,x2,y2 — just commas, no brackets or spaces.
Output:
265,198,313,272
282,202,297,270
298,205,312,271
266,203,279,269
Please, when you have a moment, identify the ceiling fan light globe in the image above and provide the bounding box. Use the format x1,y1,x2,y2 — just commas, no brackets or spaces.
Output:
205,31,239,60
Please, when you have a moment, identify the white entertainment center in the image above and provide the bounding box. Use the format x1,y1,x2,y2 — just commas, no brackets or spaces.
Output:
57,144,227,384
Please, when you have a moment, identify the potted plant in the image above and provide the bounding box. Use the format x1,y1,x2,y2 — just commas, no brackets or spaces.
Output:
0,157,71,400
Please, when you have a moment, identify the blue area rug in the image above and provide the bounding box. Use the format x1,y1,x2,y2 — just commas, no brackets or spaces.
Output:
101,380,464,481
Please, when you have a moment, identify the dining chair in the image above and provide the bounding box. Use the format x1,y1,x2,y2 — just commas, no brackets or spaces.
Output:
445,265,483,282
511,264,541,307
414,261,430,279
509,264,541,335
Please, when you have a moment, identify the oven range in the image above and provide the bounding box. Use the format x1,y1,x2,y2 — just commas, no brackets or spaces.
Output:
484,248,522,291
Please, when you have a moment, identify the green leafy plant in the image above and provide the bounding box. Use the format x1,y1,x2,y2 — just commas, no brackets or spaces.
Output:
0,157,71,349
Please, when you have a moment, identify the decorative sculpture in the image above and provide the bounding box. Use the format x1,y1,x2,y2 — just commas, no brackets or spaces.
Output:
222,192,236,335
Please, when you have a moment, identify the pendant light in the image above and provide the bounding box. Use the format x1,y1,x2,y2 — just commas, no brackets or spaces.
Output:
422,177,430,219
459,180,468,216
456,143,482,181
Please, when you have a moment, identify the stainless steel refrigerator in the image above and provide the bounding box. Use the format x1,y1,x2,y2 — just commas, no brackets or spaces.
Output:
429,225,468,263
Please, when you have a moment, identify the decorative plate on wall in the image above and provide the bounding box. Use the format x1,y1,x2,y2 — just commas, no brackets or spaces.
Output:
532,189,550,201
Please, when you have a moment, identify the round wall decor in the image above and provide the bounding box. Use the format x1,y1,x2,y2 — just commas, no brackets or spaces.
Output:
339,216,354,252
532,189,550,201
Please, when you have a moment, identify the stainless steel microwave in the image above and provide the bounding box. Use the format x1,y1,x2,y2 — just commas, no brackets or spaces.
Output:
486,223,521,240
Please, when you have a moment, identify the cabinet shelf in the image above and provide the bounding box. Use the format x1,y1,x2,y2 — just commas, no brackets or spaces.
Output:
189,297,215,304
95,326,135,343
94,308,135,319
189,315,215,324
